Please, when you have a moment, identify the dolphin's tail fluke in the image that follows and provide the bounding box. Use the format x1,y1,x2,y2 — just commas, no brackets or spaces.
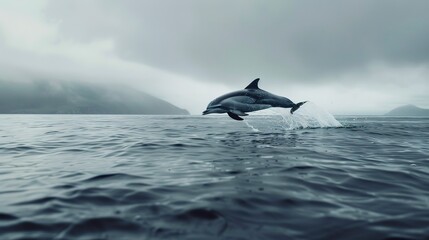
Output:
290,101,307,114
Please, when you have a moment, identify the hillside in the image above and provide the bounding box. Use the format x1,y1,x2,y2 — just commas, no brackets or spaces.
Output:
0,80,189,115
385,104,429,116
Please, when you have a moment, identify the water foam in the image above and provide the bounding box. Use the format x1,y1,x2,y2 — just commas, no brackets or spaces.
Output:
244,102,342,131
243,120,260,132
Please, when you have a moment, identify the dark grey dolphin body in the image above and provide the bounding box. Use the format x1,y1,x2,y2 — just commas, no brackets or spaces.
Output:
203,78,307,121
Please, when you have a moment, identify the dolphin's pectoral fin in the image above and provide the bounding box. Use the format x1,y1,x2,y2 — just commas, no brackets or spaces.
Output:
227,112,244,121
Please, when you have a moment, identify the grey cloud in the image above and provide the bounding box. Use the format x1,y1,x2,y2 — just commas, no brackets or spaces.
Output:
45,0,429,84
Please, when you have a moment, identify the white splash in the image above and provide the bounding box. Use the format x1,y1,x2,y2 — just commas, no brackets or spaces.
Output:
243,102,342,131
275,102,342,129
243,119,260,132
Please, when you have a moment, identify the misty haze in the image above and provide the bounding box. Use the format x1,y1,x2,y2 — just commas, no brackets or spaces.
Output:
0,1,428,240
0,80,188,114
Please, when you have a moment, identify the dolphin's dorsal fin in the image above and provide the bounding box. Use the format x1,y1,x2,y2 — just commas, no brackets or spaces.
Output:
245,78,260,89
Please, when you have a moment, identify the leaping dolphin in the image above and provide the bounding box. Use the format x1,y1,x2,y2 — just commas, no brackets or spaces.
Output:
202,78,307,121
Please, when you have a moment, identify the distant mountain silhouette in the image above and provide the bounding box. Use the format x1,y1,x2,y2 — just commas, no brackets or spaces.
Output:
385,104,429,116
0,80,189,115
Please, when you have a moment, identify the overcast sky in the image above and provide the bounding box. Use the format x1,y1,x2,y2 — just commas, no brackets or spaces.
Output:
0,0,428,114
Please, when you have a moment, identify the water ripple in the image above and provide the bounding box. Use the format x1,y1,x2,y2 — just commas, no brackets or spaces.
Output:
0,115,428,239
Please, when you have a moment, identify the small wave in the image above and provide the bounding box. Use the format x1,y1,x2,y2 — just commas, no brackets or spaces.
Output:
174,208,223,221
82,173,145,183
169,143,199,148
0,221,69,239
0,213,18,221
168,208,228,236
57,217,144,239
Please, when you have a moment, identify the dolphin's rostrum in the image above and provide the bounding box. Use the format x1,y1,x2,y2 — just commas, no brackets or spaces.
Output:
203,78,307,121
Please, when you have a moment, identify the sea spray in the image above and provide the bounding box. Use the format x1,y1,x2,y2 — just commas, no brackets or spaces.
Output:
243,120,260,132
277,102,342,129
243,102,342,131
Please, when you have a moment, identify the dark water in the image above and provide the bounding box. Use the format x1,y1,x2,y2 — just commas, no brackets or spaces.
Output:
0,114,428,240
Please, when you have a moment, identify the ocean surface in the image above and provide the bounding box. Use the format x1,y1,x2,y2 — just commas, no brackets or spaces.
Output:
1,107,428,239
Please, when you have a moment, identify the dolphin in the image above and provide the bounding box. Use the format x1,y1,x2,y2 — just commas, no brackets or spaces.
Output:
202,78,307,121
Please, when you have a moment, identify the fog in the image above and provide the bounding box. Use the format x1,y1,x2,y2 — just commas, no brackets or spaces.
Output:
0,0,428,114
0,79,188,114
